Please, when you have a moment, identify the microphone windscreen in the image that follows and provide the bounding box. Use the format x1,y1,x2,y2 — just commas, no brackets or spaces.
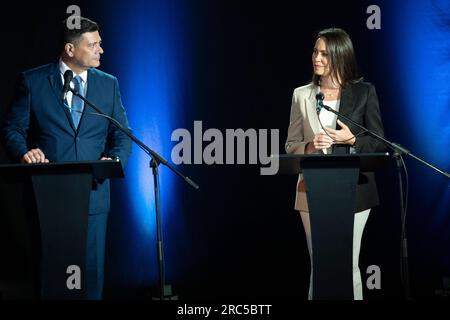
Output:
63,70,73,88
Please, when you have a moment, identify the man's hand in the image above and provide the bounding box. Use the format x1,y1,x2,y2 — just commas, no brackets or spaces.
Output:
100,157,112,160
21,148,49,164
324,119,356,145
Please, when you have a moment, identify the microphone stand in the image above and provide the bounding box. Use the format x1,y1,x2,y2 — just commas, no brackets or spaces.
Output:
319,102,450,300
69,87,199,300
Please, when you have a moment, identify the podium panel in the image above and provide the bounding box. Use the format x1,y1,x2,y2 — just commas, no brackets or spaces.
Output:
0,160,123,299
302,158,359,299
270,153,389,299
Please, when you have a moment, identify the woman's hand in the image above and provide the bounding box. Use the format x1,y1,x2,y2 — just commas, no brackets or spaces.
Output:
306,131,334,153
324,119,356,145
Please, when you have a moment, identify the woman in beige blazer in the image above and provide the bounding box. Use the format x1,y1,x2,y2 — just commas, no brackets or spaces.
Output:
285,28,385,300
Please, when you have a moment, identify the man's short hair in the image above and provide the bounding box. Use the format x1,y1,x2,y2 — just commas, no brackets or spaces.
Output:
60,16,99,49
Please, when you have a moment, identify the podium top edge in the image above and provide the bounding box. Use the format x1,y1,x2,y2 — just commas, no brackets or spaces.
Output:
0,160,124,179
0,160,119,168
271,152,390,158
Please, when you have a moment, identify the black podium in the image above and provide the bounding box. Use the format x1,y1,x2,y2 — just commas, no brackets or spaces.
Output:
274,153,389,300
0,160,123,300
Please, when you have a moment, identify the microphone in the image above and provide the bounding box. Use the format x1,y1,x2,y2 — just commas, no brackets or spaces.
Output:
62,70,73,101
315,92,324,113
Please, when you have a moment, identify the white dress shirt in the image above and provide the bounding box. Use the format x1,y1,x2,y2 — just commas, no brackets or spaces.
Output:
59,59,88,107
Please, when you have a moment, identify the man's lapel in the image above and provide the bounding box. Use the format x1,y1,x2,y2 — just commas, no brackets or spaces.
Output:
47,62,76,132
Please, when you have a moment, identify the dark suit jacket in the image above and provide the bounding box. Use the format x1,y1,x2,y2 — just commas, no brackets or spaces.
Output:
2,62,132,214
285,81,385,212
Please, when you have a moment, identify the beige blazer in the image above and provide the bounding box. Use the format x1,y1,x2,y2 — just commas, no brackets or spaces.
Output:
285,83,322,211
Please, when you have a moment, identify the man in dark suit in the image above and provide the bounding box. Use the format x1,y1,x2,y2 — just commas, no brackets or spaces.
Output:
2,17,131,299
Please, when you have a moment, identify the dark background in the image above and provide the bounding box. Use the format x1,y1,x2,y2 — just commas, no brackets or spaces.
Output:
0,0,448,301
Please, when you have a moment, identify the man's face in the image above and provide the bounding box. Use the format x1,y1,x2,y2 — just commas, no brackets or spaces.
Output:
71,31,104,71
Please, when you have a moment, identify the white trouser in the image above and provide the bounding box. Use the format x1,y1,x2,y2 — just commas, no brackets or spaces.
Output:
300,209,370,300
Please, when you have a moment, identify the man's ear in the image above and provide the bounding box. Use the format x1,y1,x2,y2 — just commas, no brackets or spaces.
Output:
64,43,75,57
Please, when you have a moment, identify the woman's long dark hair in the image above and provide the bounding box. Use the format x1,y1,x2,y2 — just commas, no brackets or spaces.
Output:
312,28,362,87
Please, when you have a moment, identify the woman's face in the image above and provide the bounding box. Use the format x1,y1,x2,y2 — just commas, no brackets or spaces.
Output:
312,37,331,77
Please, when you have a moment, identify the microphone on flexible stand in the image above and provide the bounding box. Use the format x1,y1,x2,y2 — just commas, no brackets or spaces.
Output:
315,92,324,114
62,70,73,101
